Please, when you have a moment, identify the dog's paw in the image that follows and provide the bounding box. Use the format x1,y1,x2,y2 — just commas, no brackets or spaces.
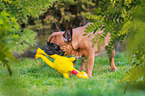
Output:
78,68,85,71
86,72,92,78
69,73,73,76
111,68,118,72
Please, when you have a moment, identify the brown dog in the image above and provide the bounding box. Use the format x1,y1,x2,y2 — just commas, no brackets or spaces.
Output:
45,22,117,77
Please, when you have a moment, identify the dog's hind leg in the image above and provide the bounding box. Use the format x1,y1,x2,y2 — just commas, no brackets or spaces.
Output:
86,50,95,77
106,46,117,71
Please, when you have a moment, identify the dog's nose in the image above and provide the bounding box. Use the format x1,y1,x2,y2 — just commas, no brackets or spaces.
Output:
44,47,49,53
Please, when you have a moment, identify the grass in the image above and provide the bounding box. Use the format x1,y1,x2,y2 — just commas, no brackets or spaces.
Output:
0,52,145,96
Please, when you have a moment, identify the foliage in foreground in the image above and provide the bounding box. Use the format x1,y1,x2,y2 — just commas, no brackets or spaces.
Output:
118,6,145,93
0,53,145,96
84,0,145,93
0,0,55,75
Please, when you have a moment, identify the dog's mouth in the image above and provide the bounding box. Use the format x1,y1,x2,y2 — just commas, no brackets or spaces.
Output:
44,47,65,56
44,43,65,56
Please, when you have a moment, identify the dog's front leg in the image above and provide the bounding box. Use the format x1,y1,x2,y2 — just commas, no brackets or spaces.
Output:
73,60,76,68
69,59,76,76
86,50,95,77
109,48,117,71
79,60,86,71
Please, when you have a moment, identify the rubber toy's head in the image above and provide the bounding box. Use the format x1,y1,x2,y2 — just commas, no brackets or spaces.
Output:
76,71,88,79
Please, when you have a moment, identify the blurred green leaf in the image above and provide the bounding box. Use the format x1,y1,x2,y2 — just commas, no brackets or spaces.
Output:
0,0,55,75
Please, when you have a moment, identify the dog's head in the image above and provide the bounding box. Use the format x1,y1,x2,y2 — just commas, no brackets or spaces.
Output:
44,41,65,56
44,23,73,56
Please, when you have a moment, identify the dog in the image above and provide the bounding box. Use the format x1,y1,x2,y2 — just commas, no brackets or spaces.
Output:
44,22,117,77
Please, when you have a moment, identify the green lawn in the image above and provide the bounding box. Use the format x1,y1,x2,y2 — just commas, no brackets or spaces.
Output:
0,52,145,96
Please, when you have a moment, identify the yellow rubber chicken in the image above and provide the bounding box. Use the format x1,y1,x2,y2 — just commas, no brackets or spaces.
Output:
35,48,88,79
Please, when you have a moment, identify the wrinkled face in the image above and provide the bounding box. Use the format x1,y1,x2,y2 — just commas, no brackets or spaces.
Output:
44,42,65,56
44,26,73,56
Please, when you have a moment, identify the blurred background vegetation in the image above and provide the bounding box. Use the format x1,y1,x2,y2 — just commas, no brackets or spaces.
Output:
26,0,98,47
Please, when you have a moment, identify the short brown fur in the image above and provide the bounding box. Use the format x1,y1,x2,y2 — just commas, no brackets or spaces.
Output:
47,23,117,77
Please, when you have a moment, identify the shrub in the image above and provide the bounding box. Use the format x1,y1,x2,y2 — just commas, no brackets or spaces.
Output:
0,0,55,75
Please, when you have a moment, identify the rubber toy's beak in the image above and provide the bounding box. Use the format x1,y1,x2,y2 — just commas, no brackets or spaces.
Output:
76,71,88,78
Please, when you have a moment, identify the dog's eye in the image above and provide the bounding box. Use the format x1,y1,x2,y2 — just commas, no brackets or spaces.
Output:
54,46,57,49
53,45,58,49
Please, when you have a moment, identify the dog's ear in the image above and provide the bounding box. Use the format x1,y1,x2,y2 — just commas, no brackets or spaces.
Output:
63,27,73,42
53,22,61,32
47,41,50,45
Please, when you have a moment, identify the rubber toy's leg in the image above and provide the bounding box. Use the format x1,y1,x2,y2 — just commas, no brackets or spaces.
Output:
35,54,54,68
63,73,69,79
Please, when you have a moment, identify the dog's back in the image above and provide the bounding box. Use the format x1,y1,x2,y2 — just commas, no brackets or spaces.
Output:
71,22,110,56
